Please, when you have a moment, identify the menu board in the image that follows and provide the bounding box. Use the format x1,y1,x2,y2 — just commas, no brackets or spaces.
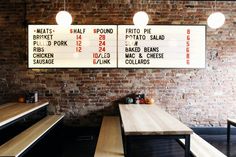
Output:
118,25,205,68
28,25,117,68
29,25,206,68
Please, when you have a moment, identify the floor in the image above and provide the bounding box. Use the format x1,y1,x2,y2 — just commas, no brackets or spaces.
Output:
22,127,236,157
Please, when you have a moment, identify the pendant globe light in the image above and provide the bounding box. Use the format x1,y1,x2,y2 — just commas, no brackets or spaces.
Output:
133,11,149,27
56,0,72,27
207,0,225,29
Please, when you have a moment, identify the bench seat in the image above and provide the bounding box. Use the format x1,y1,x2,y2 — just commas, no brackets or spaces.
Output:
94,116,124,157
0,115,64,157
179,133,226,157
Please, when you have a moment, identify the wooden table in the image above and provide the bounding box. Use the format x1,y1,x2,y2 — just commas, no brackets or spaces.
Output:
119,104,193,157
0,100,49,129
227,118,236,144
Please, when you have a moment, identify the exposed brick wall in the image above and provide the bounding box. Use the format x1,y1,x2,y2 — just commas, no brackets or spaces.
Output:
0,0,236,127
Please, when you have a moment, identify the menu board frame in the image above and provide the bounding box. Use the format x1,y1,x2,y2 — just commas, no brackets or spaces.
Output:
117,25,206,69
28,24,118,69
28,24,206,69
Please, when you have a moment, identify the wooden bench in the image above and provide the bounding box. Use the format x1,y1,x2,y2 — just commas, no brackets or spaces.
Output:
179,133,226,157
0,115,64,157
94,116,124,157
227,118,236,143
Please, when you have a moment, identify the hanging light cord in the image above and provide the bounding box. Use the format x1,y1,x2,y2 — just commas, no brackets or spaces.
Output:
64,0,65,11
214,0,217,12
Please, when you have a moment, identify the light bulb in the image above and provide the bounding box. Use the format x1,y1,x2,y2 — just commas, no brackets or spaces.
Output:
56,11,72,27
207,12,225,29
133,11,149,27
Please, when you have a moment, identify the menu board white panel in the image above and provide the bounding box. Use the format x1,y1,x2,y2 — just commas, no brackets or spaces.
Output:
28,25,117,68
118,25,205,68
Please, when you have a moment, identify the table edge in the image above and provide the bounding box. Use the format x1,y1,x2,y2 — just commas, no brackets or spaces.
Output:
0,101,49,127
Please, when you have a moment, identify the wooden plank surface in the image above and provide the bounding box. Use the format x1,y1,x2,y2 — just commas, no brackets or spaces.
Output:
119,104,193,135
94,116,124,157
0,100,49,127
179,133,226,157
0,115,64,157
228,118,236,126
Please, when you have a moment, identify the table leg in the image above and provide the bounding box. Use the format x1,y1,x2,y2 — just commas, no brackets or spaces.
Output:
227,143,231,157
126,136,131,157
227,121,231,144
121,130,127,156
185,135,190,157
119,117,127,156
